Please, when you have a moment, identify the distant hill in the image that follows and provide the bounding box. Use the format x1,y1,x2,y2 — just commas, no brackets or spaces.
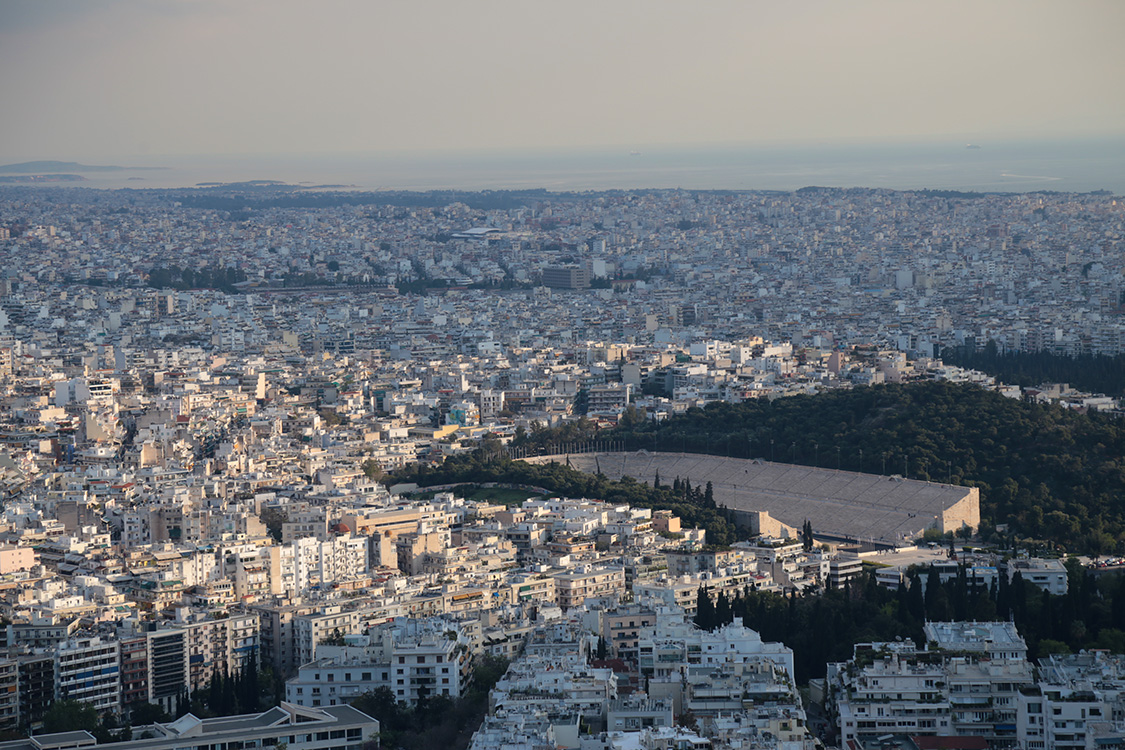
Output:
0,160,164,174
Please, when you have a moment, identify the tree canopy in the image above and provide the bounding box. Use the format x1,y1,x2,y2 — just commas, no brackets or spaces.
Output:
513,381,1125,554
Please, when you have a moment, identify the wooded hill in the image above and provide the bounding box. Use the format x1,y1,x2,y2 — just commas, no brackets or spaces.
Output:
511,382,1125,554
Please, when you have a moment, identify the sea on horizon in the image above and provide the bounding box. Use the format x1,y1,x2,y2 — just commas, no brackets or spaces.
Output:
8,137,1125,195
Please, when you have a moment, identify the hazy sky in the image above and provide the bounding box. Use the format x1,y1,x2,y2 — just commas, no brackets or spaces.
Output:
1,0,1123,162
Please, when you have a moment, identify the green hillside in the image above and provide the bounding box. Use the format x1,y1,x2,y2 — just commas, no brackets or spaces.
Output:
514,382,1125,554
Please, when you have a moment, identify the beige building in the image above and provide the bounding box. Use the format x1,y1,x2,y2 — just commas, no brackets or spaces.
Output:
0,545,35,575
554,567,625,610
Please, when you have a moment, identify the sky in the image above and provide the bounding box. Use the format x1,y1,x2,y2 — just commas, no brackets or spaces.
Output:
1,0,1123,163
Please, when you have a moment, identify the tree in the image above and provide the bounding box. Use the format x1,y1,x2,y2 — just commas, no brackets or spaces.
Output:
259,507,288,543
694,587,716,630
175,687,191,718
128,701,171,725
802,520,814,552
715,591,732,626
361,458,384,481
241,652,260,712
321,627,346,646
44,700,99,733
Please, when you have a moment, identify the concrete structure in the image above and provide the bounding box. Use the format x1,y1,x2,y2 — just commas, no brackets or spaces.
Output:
538,452,980,546
832,622,1035,749
1008,558,1069,596
0,704,379,750
1017,651,1125,750
542,266,591,290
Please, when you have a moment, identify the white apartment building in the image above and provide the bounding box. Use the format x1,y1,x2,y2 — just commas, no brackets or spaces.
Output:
1017,652,1125,750
287,621,472,707
56,636,121,715
293,608,363,667
833,622,1034,749
638,616,795,680
1008,558,1069,596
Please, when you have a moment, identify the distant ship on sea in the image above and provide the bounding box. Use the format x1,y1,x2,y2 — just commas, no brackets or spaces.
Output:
966,143,982,149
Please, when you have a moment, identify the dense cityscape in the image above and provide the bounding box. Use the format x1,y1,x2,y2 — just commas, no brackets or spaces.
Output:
0,182,1120,750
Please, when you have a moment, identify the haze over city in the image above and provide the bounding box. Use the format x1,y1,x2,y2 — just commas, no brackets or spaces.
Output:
2,0,1124,164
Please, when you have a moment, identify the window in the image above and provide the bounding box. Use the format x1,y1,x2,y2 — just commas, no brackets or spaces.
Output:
362,673,371,681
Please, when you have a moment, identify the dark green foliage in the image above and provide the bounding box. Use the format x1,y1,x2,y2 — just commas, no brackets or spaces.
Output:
694,586,717,630
943,343,1125,397
196,661,262,719
351,655,509,750
259,507,288,543
44,700,99,733
147,264,247,292
388,450,740,544
127,702,170,725
698,563,1125,683
569,380,1125,553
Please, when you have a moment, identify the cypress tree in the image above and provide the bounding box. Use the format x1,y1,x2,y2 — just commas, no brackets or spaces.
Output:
222,668,236,715
245,652,260,712
208,670,222,715
694,587,716,630
715,591,732,626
